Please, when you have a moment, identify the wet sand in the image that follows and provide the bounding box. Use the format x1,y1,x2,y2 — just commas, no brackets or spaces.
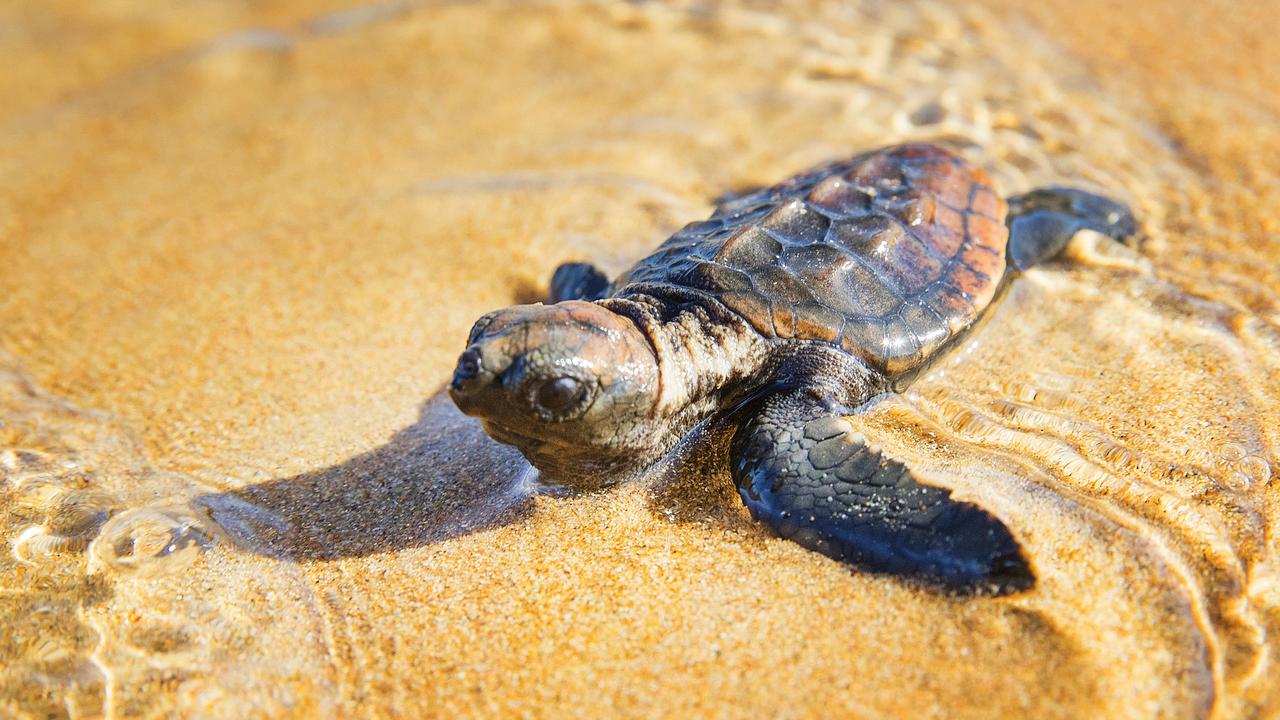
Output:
1,1,1278,717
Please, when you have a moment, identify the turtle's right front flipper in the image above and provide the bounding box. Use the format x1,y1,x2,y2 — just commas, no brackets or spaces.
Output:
730,388,1034,594
1006,187,1137,271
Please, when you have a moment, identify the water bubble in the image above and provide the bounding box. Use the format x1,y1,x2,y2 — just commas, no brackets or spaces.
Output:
12,526,90,565
1223,472,1254,492
90,505,215,577
1239,456,1273,486
46,490,113,536
1221,443,1248,462
12,474,70,510
1214,444,1274,491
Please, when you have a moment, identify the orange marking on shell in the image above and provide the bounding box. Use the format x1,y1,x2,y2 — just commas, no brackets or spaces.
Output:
960,240,1004,282
771,303,797,338
909,161,972,211
970,185,1005,219
719,291,775,337
916,193,937,226
794,304,842,342
948,263,989,298
964,213,1008,256
928,284,977,331
918,223,964,260
891,192,936,227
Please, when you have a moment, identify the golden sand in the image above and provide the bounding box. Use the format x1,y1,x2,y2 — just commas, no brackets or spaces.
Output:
1,1,1278,717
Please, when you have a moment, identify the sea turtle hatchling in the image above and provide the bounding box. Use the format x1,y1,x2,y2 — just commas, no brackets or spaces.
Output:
449,143,1135,593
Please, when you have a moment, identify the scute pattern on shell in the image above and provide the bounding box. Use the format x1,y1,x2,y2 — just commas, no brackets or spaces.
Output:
616,144,1008,376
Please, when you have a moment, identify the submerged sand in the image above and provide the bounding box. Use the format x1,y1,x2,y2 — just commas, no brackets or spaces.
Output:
1,1,1278,717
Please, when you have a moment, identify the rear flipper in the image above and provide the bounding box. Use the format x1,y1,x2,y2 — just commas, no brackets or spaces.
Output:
1006,187,1137,271
730,387,1034,594
549,262,612,303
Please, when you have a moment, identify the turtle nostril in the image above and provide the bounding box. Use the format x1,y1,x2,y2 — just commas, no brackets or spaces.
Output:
452,348,484,391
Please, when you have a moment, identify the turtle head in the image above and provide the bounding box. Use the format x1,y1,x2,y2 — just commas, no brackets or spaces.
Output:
449,300,660,489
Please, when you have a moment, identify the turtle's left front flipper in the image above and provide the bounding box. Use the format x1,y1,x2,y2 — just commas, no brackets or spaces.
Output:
549,262,612,303
730,388,1034,594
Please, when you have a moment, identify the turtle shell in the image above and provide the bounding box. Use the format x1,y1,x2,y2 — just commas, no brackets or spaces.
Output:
615,143,1008,377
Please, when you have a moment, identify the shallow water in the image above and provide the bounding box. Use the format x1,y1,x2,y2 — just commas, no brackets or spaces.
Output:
2,0,1278,717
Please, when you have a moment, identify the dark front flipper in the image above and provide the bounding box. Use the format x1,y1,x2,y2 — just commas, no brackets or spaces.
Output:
1006,187,1138,271
549,262,612,303
730,389,1033,593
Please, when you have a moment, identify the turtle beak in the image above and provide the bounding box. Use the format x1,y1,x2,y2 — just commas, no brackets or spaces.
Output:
450,336,523,420
451,346,484,387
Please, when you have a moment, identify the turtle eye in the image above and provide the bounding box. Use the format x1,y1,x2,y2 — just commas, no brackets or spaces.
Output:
534,376,587,416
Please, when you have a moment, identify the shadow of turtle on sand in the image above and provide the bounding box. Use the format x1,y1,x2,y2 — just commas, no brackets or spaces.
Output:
198,390,537,561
